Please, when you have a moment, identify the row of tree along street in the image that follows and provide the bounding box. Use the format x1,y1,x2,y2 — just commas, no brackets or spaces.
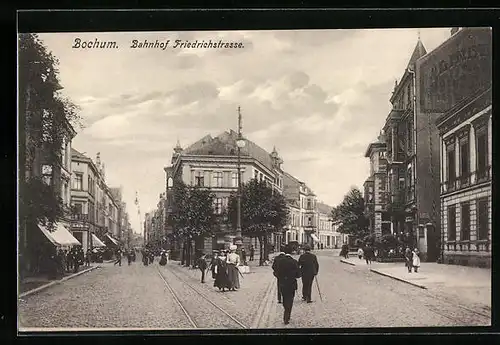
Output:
330,186,415,261
167,179,289,267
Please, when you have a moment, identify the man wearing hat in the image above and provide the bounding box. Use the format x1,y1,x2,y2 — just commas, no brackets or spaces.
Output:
274,245,301,325
298,244,319,303
209,250,219,280
272,250,287,303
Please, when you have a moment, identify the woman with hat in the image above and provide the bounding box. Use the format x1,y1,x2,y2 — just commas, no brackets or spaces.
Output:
209,250,219,280
214,250,230,291
226,245,241,291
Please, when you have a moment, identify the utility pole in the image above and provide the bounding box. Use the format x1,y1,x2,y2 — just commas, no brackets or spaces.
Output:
235,106,246,252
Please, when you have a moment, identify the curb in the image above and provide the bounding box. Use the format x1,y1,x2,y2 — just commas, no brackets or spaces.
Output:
370,269,427,289
340,259,356,266
19,265,101,298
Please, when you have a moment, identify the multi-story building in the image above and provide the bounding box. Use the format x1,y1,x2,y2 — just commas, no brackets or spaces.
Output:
164,130,285,253
434,28,492,267
363,133,390,238
381,37,442,261
70,150,120,251
317,202,342,249
283,172,318,247
144,212,153,245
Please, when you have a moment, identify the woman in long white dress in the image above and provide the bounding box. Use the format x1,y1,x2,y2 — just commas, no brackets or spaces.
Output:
226,245,241,291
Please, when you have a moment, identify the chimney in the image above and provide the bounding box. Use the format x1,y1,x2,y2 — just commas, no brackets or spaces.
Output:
96,152,101,168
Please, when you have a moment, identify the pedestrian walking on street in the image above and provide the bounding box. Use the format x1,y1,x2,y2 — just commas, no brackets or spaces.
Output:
226,245,241,291
85,249,92,267
249,245,255,262
114,249,122,266
412,248,421,273
404,247,413,273
272,251,286,303
357,247,364,260
298,244,319,303
340,243,349,259
127,249,133,266
214,250,230,291
209,251,219,279
274,245,301,325
159,250,168,266
142,249,149,266
241,247,247,265
197,253,208,283
363,244,374,265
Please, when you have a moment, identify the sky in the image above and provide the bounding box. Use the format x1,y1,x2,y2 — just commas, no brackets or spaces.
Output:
37,28,452,234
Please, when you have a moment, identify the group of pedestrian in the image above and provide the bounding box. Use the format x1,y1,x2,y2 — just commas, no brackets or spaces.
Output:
141,248,155,266
339,243,349,259
208,245,241,292
404,247,421,273
357,244,375,265
272,244,319,325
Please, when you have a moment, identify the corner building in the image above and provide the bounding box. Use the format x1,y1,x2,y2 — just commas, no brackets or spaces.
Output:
164,130,285,255
433,28,492,267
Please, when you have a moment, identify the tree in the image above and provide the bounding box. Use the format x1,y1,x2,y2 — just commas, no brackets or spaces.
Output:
18,33,82,275
168,181,217,266
19,33,82,231
331,186,369,241
227,179,289,265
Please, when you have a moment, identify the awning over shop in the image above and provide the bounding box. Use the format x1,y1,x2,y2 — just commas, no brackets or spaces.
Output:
106,233,120,246
92,234,106,247
38,222,81,247
310,233,320,243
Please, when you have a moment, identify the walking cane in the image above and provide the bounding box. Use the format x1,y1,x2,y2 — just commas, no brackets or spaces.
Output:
314,276,323,302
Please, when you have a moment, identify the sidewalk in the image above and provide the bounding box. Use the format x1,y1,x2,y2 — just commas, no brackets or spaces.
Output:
19,265,99,298
340,257,491,307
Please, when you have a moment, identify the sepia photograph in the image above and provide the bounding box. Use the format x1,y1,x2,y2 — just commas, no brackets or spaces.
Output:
17,25,492,331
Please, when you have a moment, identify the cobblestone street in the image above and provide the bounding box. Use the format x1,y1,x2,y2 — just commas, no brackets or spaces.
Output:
18,251,490,330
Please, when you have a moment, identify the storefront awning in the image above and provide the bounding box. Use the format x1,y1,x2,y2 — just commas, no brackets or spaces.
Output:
38,222,81,247
310,233,320,243
106,233,120,246
92,234,106,247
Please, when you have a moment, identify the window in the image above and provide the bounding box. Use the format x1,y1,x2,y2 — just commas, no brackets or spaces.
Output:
407,84,411,108
476,128,488,180
407,121,413,151
214,198,223,214
195,171,204,187
254,170,259,180
447,205,456,241
307,216,312,226
477,198,489,240
446,145,456,184
73,203,83,215
460,202,470,241
42,164,52,185
231,172,238,187
459,137,470,182
213,171,223,187
73,173,83,190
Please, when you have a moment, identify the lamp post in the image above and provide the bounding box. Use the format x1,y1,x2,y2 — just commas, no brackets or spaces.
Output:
235,106,246,252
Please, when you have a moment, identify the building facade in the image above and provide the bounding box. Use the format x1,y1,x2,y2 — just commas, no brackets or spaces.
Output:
283,172,319,247
422,27,492,267
364,133,390,239
164,130,285,253
70,150,120,252
317,202,345,249
382,38,431,259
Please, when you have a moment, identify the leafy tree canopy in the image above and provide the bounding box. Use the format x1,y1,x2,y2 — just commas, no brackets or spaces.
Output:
19,33,82,231
169,181,217,240
331,186,369,240
227,179,289,237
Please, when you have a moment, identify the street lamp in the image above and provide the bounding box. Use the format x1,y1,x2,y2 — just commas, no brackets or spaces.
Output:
234,107,245,250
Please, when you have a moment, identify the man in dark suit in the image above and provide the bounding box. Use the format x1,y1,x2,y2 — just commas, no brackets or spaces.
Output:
272,251,286,303
274,245,301,325
298,244,319,303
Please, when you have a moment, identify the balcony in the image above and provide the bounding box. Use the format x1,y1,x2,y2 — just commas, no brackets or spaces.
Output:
441,167,491,194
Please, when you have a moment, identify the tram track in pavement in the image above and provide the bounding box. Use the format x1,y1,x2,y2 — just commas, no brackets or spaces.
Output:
157,264,248,329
